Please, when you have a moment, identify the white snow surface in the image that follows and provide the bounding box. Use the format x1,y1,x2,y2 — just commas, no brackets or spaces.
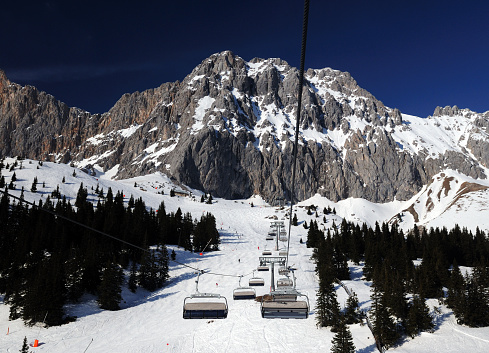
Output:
1,158,489,352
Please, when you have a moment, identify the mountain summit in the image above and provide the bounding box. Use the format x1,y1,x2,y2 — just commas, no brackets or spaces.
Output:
1,51,488,203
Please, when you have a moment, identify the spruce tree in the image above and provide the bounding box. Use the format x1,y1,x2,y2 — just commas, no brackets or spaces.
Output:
30,177,38,193
446,261,466,319
330,317,355,353
20,336,30,353
370,286,400,349
128,261,138,293
405,294,434,338
344,292,361,324
293,213,298,226
97,261,124,311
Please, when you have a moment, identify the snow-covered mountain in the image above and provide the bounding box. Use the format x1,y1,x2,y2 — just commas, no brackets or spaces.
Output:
1,157,489,352
1,51,489,211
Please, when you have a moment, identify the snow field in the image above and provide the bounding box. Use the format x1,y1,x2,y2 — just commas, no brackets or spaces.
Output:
1,158,489,352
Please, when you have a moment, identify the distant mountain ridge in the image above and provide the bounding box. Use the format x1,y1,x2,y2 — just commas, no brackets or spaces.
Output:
1,51,489,204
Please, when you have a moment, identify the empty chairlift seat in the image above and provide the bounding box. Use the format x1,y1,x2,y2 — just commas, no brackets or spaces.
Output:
276,277,294,288
262,250,272,256
249,277,265,286
233,287,256,300
260,290,309,319
278,250,288,257
257,264,269,271
183,293,228,319
278,266,289,275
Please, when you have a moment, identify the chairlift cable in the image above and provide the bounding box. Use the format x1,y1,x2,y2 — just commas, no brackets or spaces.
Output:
286,0,310,269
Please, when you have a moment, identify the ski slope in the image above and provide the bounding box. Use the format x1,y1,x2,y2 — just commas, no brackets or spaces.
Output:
1,158,489,352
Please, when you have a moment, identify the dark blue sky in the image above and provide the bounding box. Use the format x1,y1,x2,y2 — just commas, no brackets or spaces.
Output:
1,0,488,117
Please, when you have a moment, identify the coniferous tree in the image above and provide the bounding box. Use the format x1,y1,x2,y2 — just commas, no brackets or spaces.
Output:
446,261,466,319
370,286,400,349
330,317,356,353
0,175,5,188
30,177,38,193
292,213,298,226
20,336,30,353
405,294,434,338
11,172,16,182
193,213,220,252
344,292,361,324
128,261,138,293
97,261,124,310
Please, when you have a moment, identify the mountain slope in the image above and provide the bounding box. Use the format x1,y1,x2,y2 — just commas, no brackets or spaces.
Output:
1,158,489,352
1,51,489,205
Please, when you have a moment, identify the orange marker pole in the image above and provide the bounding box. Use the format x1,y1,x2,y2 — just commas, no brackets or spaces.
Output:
33,339,39,347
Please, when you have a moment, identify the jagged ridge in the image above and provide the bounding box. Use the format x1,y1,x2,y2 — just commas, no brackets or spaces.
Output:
1,51,489,203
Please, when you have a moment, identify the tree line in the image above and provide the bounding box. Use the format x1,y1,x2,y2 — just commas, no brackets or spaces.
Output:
0,183,220,327
308,217,489,351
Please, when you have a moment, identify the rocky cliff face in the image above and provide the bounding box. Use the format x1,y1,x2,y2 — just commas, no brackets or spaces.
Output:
1,51,488,203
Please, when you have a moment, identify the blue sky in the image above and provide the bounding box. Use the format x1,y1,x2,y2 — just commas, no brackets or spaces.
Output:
1,0,488,117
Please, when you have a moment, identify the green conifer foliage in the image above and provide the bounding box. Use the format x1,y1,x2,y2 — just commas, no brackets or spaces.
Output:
330,318,355,353
20,336,30,353
97,262,124,311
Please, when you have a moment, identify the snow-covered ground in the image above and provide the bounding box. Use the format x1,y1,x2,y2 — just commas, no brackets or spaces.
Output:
1,158,489,352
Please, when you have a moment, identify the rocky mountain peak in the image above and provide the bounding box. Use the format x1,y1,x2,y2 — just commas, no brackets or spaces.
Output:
1,52,488,204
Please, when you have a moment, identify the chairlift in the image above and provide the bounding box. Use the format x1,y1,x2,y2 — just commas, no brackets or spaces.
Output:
279,234,288,242
262,249,272,256
249,270,265,286
278,266,289,275
183,272,228,319
276,277,294,288
260,289,309,319
233,276,256,300
249,277,265,286
266,235,274,240
257,264,269,271
278,249,288,257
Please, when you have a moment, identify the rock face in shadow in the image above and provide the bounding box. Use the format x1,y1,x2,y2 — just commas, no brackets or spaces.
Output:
1,51,488,203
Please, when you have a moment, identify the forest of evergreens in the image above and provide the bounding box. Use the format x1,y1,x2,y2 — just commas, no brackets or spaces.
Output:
308,215,489,351
0,182,220,327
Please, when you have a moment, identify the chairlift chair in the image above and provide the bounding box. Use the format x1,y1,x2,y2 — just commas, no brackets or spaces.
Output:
257,264,269,271
249,277,265,286
278,249,288,256
260,289,309,319
279,234,288,242
276,277,294,288
278,266,289,275
233,276,256,300
262,249,272,256
183,272,228,319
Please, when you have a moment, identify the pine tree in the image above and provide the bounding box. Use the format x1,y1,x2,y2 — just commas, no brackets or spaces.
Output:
128,261,138,293
97,261,124,310
30,177,38,193
20,336,30,353
370,286,400,349
0,175,5,188
405,294,434,338
330,317,355,353
446,261,466,319
344,292,361,324
292,213,298,226
11,172,16,182
206,194,213,204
